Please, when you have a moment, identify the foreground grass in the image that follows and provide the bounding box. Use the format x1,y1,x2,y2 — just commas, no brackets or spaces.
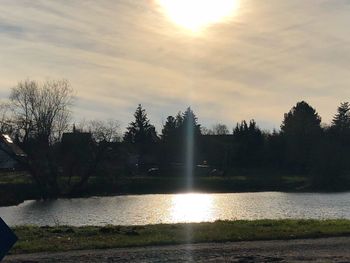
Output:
11,219,350,254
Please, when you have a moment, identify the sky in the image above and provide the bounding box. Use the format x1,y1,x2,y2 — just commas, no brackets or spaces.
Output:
0,0,350,132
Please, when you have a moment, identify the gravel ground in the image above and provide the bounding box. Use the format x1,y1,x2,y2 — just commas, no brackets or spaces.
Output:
4,237,350,262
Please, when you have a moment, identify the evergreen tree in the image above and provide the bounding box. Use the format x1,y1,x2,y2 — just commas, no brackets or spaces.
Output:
233,120,264,167
175,112,184,128
181,107,202,137
281,101,322,173
159,107,202,165
281,101,322,136
318,102,350,187
266,130,285,169
161,116,177,142
331,102,350,132
123,104,158,148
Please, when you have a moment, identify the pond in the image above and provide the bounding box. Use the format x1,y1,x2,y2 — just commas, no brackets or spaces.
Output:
1,192,350,226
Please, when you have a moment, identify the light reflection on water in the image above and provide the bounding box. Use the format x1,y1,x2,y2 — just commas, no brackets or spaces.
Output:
1,192,350,226
171,194,213,223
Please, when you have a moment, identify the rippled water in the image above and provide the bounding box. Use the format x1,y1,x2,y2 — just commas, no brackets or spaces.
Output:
1,192,350,226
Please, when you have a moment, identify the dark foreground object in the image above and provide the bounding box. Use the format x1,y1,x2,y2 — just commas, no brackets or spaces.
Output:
0,218,17,261
4,237,350,263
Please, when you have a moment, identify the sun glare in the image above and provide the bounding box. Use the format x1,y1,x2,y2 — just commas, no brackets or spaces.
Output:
171,193,213,223
157,0,240,32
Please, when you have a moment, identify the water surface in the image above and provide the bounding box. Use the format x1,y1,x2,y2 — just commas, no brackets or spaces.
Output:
1,192,350,226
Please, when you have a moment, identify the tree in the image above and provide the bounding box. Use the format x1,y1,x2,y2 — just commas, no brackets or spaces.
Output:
281,101,322,137
0,102,15,135
203,123,229,135
10,79,73,145
265,130,285,170
161,116,177,143
331,102,350,132
317,102,350,187
159,108,202,166
123,105,158,173
87,119,121,142
9,79,74,198
123,104,158,146
280,101,322,173
181,107,202,137
232,120,264,167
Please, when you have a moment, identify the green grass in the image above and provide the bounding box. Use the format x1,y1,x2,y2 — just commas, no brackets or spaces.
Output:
0,172,32,185
282,176,308,184
11,219,350,254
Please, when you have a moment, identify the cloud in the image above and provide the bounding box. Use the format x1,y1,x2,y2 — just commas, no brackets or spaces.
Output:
0,0,350,132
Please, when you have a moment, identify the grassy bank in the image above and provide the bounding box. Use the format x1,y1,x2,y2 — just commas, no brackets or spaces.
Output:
11,219,350,254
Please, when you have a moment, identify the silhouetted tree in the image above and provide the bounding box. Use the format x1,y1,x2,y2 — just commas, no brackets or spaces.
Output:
123,105,158,172
281,101,322,136
0,102,15,136
313,102,350,188
10,79,73,145
161,116,177,143
203,123,229,135
9,79,74,198
124,104,158,145
159,107,202,169
281,101,322,173
331,102,350,133
159,115,179,166
87,119,121,142
265,130,285,170
232,120,264,168
181,107,202,137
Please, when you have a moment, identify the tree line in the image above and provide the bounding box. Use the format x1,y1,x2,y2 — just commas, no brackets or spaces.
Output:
1,79,350,198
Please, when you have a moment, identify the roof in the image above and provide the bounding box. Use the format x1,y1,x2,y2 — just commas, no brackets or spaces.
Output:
61,132,93,145
0,134,27,157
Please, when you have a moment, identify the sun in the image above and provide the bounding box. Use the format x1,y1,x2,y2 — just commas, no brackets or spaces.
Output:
157,0,240,32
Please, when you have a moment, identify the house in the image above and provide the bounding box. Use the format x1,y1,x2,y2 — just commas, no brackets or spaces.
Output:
0,134,27,170
61,131,94,150
60,127,95,177
61,127,95,162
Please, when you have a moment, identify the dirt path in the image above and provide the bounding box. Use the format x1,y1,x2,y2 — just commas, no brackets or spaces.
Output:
4,237,350,262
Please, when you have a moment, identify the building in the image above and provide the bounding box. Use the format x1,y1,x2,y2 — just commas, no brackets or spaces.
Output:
0,134,27,170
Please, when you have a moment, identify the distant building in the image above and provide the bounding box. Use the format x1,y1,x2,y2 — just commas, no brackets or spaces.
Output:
61,132,94,149
60,126,95,177
61,125,94,149
0,134,27,170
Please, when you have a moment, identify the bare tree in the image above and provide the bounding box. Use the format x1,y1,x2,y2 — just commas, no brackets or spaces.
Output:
9,79,74,198
0,102,15,135
201,126,211,135
9,80,35,143
87,119,121,142
212,124,230,135
10,79,73,144
202,123,230,135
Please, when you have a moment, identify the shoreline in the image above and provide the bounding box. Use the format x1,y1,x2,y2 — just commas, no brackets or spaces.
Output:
3,187,350,208
3,171,350,207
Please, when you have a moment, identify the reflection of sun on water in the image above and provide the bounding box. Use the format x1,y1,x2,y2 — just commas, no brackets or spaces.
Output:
157,0,240,32
171,194,213,223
